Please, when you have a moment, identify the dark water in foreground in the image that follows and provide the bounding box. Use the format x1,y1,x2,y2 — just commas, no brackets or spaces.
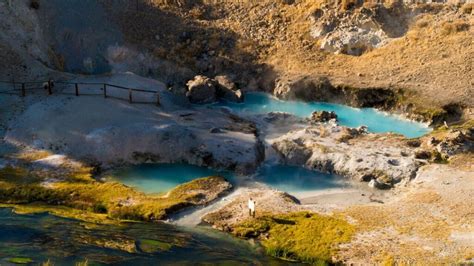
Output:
0,209,291,265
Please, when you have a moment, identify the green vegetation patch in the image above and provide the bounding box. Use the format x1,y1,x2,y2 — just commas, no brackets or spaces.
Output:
0,166,37,184
431,119,474,134
0,162,230,223
233,212,355,264
138,239,173,253
8,257,33,264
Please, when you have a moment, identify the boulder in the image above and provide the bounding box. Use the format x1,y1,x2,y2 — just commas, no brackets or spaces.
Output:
436,130,474,156
168,84,188,96
274,75,335,102
336,126,367,142
214,75,244,103
356,125,368,134
414,150,431,160
368,179,391,190
209,127,224,134
263,112,300,123
406,139,421,148
272,140,312,165
186,75,217,104
309,111,338,123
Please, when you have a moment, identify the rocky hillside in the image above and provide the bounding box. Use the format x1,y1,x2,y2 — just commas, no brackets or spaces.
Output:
0,0,472,123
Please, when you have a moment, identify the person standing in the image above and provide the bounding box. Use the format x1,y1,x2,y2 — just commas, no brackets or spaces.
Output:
248,198,256,218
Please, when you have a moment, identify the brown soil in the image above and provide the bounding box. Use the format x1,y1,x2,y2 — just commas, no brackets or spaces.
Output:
110,0,473,114
337,160,474,264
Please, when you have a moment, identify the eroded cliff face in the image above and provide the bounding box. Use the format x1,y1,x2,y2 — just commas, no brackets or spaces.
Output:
0,0,52,80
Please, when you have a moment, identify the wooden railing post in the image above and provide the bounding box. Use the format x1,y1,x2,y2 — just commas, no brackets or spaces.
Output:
47,80,52,95
11,80,159,105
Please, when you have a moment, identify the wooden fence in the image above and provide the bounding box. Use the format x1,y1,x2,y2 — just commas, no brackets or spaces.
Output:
0,80,160,106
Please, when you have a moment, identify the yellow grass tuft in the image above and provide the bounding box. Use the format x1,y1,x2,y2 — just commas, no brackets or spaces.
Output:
233,212,355,264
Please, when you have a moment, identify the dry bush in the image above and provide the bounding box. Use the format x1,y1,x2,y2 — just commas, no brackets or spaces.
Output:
362,1,380,9
30,0,39,9
441,20,470,35
339,0,362,11
415,16,432,29
414,3,445,13
323,0,401,11
461,3,473,14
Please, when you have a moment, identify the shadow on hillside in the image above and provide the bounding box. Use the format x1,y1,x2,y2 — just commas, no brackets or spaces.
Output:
100,0,276,90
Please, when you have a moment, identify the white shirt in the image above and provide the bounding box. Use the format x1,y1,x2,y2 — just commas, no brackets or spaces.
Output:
248,199,255,211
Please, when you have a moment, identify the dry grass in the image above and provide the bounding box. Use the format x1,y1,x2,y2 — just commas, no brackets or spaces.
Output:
461,3,473,14
406,191,441,204
13,150,53,162
441,20,470,35
415,15,433,29
448,153,474,171
114,0,473,114
233,212,355,264
337,161,474,264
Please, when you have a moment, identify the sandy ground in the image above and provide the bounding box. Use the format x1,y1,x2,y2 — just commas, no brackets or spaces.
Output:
199,159,474,264
337,161,474,263
295,186,391,212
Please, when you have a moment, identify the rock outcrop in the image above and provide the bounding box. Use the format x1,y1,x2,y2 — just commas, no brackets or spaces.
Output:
186,75,243,104
215,75,244,102
435,129,474,156
274,75,335,101
271,124,422,189
310,3,413,55
186,75,218,104
309,111,338,123
274,75,397,108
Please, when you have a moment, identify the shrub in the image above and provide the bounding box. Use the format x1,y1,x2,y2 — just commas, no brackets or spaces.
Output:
416,18,430,28
339,0,361,11
75,260,89,266
461,3,473,14
441,20,470,35
431,150,448,164
30,0,39,9
92,202,108,214
41,259,54,266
